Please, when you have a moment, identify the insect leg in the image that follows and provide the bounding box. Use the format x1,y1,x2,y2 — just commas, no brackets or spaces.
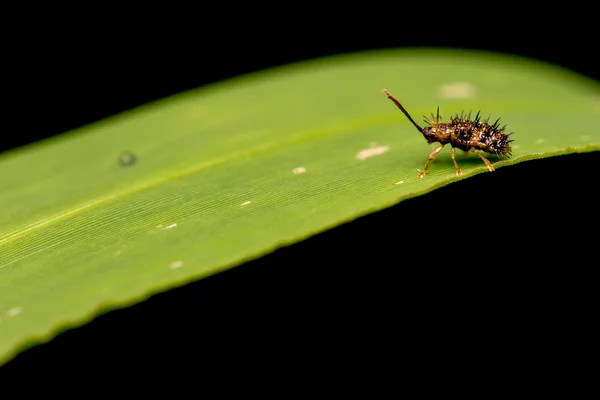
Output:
450,147,463,176
418,145,444,179
471,149,495,172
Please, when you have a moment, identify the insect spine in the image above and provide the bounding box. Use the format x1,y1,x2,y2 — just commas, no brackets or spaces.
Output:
382,88,514,178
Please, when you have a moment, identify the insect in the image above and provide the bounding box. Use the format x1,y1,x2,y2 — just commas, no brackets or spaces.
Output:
382,88,514,178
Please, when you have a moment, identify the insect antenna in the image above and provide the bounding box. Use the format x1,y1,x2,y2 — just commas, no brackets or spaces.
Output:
382,89,423,133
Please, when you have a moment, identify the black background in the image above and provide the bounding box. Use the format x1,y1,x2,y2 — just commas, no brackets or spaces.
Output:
1,9,598,378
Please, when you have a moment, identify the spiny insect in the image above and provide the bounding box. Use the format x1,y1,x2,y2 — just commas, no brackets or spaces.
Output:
382,88,514,178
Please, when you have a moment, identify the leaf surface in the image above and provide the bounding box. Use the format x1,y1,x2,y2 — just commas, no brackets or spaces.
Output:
1,48,599,364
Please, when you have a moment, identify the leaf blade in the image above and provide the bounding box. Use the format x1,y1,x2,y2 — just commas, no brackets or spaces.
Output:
1,48,599,365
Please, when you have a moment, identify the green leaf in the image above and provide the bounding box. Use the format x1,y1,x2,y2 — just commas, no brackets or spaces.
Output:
1,48,599,365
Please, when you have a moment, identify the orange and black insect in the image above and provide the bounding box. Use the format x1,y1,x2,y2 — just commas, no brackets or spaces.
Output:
382,88,514,178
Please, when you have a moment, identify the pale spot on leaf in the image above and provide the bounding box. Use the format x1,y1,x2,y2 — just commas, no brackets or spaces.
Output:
292,167,306,174
241,201,252,206
156,223,177,230
169,260,184,270
7,307,22,317
355,145,390,160
439,82,475,99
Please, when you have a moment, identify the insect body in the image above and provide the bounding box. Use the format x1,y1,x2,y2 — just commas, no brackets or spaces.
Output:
382,88,514,178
